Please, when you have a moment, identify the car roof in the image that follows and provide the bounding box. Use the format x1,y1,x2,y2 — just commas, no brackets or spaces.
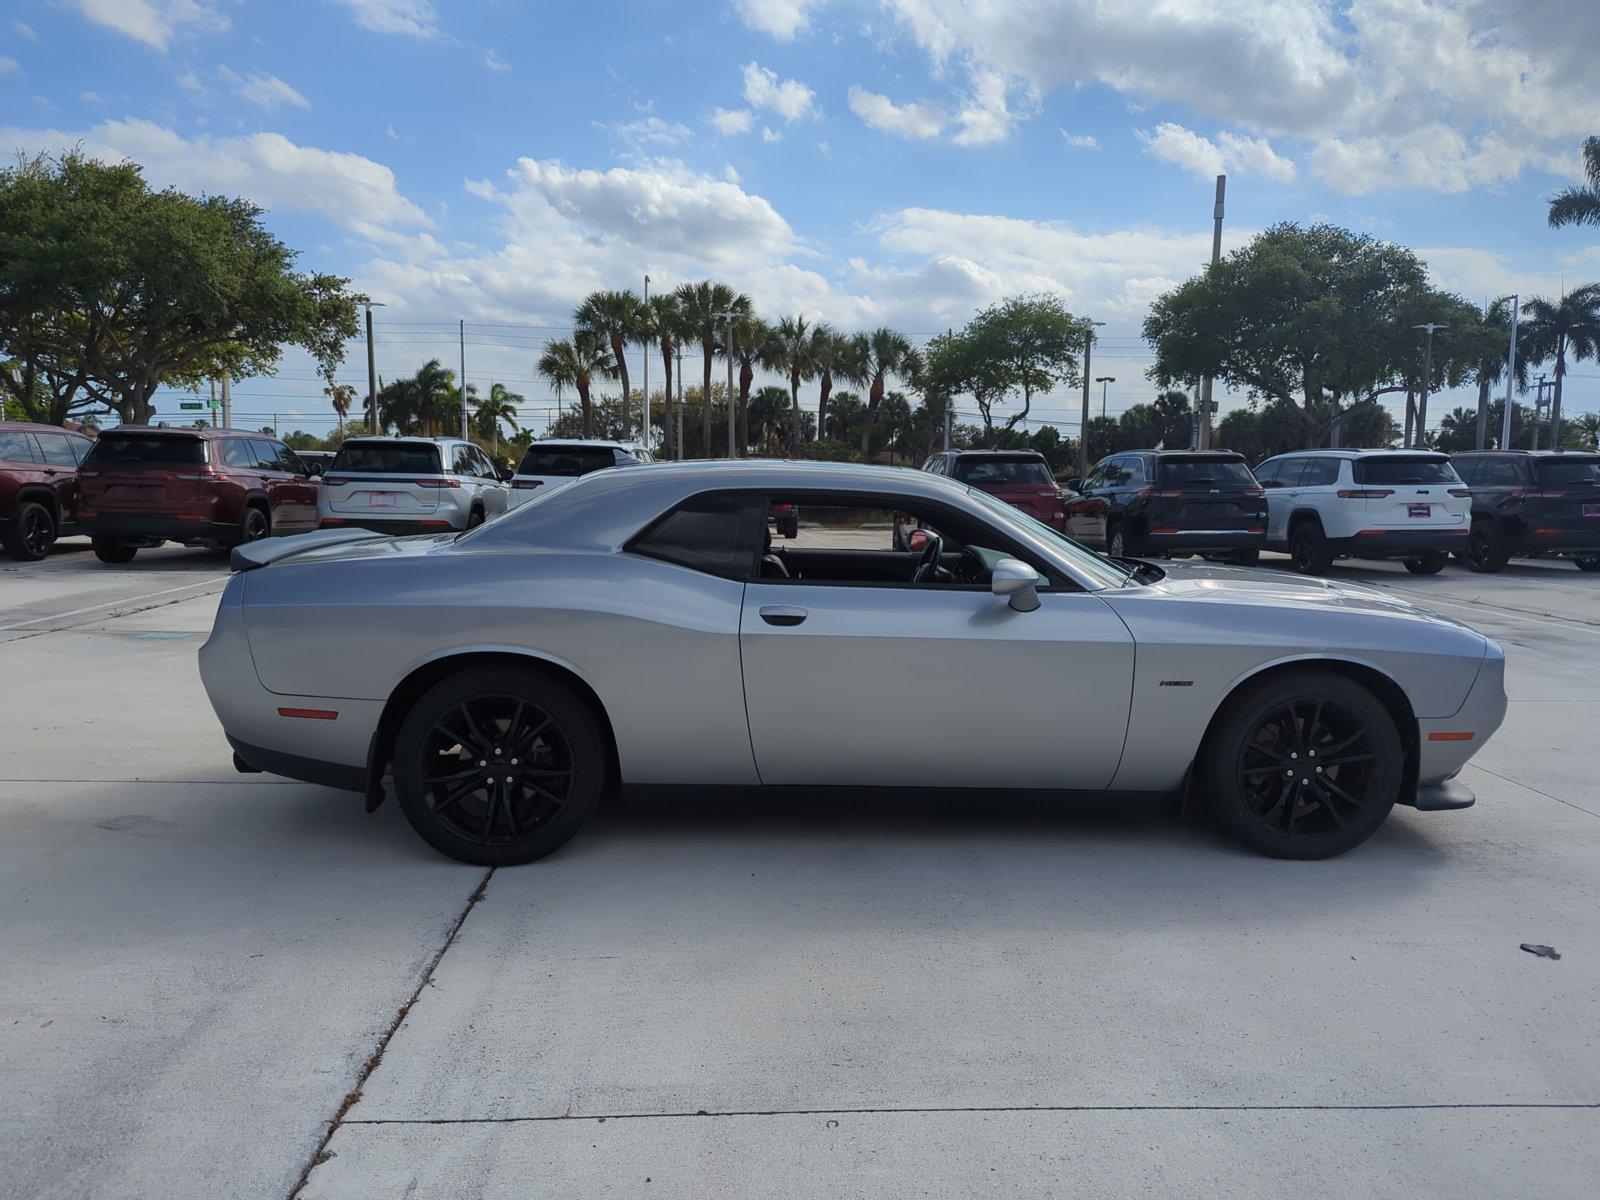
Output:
1263,448,1446,459
98,425,258,439
0,421,92,434
527,439,639,449
1453,448,1600,457
338,435,461,446
944,449,1045,458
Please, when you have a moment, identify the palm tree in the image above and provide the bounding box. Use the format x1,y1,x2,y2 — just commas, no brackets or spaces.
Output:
1520,286,1600,442
767,315,814,455
575,290,645,420
673,281,747,457
377,359,456,436
644,292,682,456
474,382,523,448
1549,137,1600,229
324,383,357,437
537,332,615,439
808,325,864,447
857,327,916,460
1458,296,1528,449
729,313,772,456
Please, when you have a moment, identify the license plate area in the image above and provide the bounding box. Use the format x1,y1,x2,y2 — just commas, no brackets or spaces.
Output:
1408,504,1430,518
369,492,397,508
1585,504,1600,518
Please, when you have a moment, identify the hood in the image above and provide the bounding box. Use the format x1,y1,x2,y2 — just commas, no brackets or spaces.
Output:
1131,558,1472,627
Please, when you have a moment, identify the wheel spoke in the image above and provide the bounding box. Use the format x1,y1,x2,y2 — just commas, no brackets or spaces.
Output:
455,702,489,751
1317,772,1368,813
1307,780,1347,828
1306,700,1325,747
429,777,480,817
499,781,522,840
424,766,481,786
502,700,527,750
1244,742,1289,764
511,714,552,752
1318,727,1368,758
1261,776,1294,826
1241,764,1285,777
1317,752,1375,769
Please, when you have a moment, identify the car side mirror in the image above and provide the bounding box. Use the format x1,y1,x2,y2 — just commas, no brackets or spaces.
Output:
991,557,1041,613
498,465,514,482
306,462,323,477
1063,476,1081,492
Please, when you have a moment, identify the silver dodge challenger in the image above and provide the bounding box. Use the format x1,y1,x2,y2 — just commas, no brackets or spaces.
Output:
200,460,1507,865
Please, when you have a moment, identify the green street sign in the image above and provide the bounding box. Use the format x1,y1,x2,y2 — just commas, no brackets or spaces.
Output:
180,401,205,410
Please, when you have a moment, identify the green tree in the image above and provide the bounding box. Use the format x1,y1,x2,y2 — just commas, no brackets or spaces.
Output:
1548,137,1600,229
748,384,794,453
1145,223,1445,447
643,292,683,456
768,315,815,454
729,312,772,455
673,281,747,457
1518,286,1600,441
1117,390,1193,451
575,289,645,424
856,327,917,459
807,325,863,449
965,294,1088,435
537,332,615,439
0,151,360,426
376,359,460,436
324,383,357,437
474,381,523,445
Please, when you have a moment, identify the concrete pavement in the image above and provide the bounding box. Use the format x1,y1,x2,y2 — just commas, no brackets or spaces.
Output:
1,544,1596,1198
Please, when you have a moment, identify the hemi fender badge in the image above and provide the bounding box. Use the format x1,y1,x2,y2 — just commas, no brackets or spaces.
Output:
1159,680,1194,687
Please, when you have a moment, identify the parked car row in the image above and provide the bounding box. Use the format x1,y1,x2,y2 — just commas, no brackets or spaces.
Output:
923,446,1600,577
0,423,651,562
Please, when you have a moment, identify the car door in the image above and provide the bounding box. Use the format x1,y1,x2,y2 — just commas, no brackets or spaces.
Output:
470,446,509,516
738,493,1136,790
270,443,319,532
31,431,82,526
1066,462,1112,544
1264,456,1307,544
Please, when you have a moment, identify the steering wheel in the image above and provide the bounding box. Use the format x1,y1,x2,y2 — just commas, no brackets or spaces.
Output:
953,545,985,584
911,532,945,582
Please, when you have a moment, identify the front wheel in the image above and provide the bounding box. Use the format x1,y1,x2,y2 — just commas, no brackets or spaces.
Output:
1403,552,1448,575
1574,556,1600,573
393,668,607,866
1289,521,1334,575
1203,671,1403,859
92,537,138,564
236,506,270,547
3,500,56,561
1107,524,1128,558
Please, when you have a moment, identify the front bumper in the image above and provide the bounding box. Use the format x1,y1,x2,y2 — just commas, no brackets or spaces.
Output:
1337,528,1469,558
1410,639,1508,798
80,513,235,546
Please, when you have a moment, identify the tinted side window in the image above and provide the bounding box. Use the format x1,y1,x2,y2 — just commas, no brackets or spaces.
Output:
68,435,93,464
1275,458,1307,487
35,432,78,466
0,431,40,463
1303,458,1341,487
1451,457,1481,486
1478,458,1523,487
222,439,256,468
451,445,475,475
248,439,281,470
1254,459,1281,486
632,495,759,580
275,444,307,475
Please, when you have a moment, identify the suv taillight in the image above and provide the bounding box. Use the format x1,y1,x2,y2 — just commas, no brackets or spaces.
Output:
512,479,543,489
1139,488,1184,498
1337,488,1394,498
412,477,462,488
1448,487,1472,497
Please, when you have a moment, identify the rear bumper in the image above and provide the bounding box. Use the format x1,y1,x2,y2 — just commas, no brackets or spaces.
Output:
319,516,461,534
1335,528,1469,557
79,513,235,546
1515,527,1600,555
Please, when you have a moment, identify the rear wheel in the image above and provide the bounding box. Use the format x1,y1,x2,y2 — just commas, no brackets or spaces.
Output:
1403,552,1448,575
1289,520,1334,575
236,506,270,547
393,668,607,866
1464,520,1509,573
1107,523,1128,558
1203,671,1403,859
3,500,55,561
92,537,138,564
1576,556,1600,572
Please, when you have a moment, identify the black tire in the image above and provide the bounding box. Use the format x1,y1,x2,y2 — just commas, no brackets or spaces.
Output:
236,505,270,547
1229,548,1261,567
467,506,486,529
1403,552,1448,575
1203,670,1403,859
1464,520,1509,573
1573,556,1600,573
393,668,607,866
3,500,56,561
92,537,138,564
1107,523,1128,558
779,511,799,539
1288,520,1334,575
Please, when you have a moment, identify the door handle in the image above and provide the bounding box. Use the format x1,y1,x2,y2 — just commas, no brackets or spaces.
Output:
759,605,808,627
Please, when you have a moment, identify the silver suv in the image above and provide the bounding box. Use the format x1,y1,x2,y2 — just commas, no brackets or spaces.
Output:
318,437,510,534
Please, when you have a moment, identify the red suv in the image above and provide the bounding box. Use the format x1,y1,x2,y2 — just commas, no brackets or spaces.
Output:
78,427,318,563
916,450,1069,531
1,421,96,561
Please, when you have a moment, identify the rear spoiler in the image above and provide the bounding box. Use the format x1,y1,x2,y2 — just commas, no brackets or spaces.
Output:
230,527,389,572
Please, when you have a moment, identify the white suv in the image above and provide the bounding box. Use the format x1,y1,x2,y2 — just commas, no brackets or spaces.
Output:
318,437,510,534
1254,450,1471,575
507,440,651,509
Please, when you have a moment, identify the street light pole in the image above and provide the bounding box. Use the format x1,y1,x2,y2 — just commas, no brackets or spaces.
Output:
1413,323,1447,447
726,318,736,458
1096,376,1116,424
675,346,684,460
1077,321,1105,481
641,275,650,449
459,319,469,441
363,300,385,435
1501,296,1519,450
1198,173,1225,451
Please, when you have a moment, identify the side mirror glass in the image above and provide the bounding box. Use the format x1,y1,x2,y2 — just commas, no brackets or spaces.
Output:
1063,476,1081,493
498,465,514,482
306,462,323,477
990,557,1041,613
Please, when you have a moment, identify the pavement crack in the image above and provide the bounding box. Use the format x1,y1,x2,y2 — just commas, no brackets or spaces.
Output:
1464,763,1600,820
288,867,494,1198
345,1100,1600,1126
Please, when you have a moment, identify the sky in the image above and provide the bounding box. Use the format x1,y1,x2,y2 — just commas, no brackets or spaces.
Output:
3,0,1599,439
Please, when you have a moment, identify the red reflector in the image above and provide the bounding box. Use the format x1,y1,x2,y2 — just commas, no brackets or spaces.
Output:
1448,488,1472,497
419,520,452,528
1355,529,1386,536
1427,731,1475,742
278,707,338,720
320,518,347,527
1150,527,1178,534
1532,528,1559,535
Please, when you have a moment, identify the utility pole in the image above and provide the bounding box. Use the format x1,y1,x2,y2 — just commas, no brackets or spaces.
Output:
1531,375,1550,450
675,346,684,460
1077,321,1104,480
220,371,232,429
1413,323,1447,448
363,300,384,434
1197,174,1225,450
1501,295,1519,450
642,275,650,450
726,317,736,458
1096,376,1116,424
458,319,468,441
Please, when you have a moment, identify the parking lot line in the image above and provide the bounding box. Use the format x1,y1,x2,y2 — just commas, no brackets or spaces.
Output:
0,575,229,631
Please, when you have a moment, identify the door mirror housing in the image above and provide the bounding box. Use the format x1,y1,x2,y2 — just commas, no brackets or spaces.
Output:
498,464,514,482
1062,476,1081,493
990,558,1041,612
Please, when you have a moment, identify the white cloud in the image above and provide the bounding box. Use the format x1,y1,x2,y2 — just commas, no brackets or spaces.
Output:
742,61,817,122
218,67,312,113
80,91,103,103
950,68,1016,146
848,86,946,140
13,20,37,40
1059,130,1097,149
609,115,693,148
0,56,17,76
762,127,782,143
1137,122,1296,183
732,0,821,41
0,118,429,239
710,107,755,136
72,0,230,52
330,0,440,39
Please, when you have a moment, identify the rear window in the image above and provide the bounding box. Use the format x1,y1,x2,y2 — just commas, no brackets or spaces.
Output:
951,456,1054,486
517,445,620,477
1535,458,1600,487
85,433,207,467
1353,456,1458,485
1156,458,1257,489
330,442,442,474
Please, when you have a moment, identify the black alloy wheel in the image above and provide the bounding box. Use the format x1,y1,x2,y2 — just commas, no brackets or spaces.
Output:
1464,521,1509,573
1108,525,1127,558
239,507,270,545
1403,552,1448,575
394,668,605,865
1289,521,1334,575
1204,671,1402,859
4,501,55,561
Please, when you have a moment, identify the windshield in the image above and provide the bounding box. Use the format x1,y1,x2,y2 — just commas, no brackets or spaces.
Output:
1535,458,1600,487
1354,457,1458,485
952,456,1054,486
963,485,1130,589
517,445,619,477
330,442,441,474
85,434,206,467
1158,458,1257,489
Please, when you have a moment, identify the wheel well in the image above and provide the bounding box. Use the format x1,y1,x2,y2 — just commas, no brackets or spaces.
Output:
366,652,619,794
13,486,60,520
245,494,270,516
1196,659,1418,798
1287,509,1323,536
